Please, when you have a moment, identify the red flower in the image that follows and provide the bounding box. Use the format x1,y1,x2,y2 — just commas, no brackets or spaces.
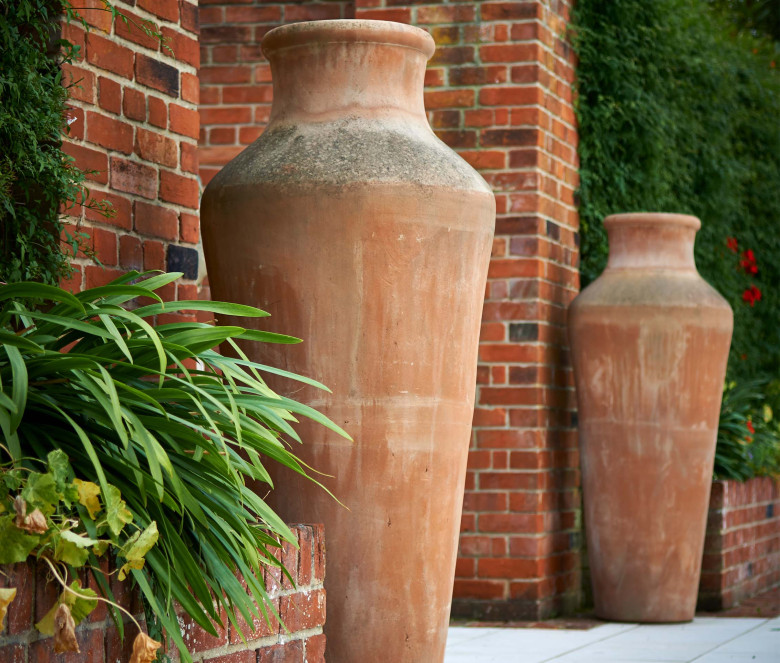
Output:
746,420,755,434
740,249,758,275
726,237,738,252
742,285,762,306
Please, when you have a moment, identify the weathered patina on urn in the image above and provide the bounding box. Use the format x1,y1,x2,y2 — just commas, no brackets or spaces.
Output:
568,213,733,622
201,20,495,662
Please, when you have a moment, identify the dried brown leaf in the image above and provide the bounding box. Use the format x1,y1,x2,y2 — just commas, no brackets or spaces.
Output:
13,495,26,524
129,631,162,663
13,497,48,534
22,508,48,534
53,603,79,654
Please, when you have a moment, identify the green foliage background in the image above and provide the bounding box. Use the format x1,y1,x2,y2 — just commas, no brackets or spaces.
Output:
572,0,780,386
0,0,100,285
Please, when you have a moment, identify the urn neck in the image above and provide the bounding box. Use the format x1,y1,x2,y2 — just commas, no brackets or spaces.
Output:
261,20,435,127
605,213,700,271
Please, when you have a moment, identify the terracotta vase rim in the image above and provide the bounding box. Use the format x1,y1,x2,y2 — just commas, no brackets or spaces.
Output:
604,212,701,231
262,19,436,60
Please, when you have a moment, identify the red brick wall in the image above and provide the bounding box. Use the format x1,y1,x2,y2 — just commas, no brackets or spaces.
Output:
699,478,780,611
59,0,201,309
0,524,326,662
198,1,581,619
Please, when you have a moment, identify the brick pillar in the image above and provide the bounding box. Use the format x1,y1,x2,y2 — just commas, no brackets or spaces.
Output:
198,0,581,620
60,0,201,311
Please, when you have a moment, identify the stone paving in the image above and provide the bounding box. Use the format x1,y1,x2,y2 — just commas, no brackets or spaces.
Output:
446,587,780,662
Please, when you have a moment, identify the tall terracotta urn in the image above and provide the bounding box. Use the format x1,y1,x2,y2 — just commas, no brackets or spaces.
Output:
568,213,733,622
200,20,495,662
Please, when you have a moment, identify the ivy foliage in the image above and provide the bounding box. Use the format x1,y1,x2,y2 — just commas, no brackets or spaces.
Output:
573,0,780,479
572,0,780,385
0,0,100,285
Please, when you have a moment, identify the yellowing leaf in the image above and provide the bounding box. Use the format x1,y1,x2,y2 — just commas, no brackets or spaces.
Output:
129,631,161,663
73,479,101,519
104,484,132,536
53,604,79,654
118,558,146,581
125,522,158,562
54,536,90,567
0,587,16,630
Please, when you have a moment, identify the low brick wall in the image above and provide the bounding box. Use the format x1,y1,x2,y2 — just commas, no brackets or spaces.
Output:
698,477,780,611
0,524,325,662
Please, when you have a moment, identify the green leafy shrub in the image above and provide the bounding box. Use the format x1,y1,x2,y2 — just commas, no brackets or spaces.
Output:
0,273,349,660
715,380,780,479
572,0,780,478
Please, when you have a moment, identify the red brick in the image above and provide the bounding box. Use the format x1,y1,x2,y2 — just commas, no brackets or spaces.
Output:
170,103,200,138
240,126,263,144
115,9,159,50
143,240,166,271
356,7,411,22
136,128,177,167
201,25,253,44
207,651,257,663
90,226,118,265
452,579,505,600
62,64,96,103
181,142,198,174
424,89,475,109
134,200,179,240
181,72,199,103
222,85,273,104
286,3,343,21
136,54,179,96
417,5,476,23
111,157,157,199
450,66,508,86
481,86,544,106
85,265,125,289
86,111,133,154
98,76,121,114
138,0,178,23
257,640,304,663
148,97,168,128
64,105,85,140
0,561,33,634
430,46,475,66
305,633,327,663
180,0,199,33
230,595,279,644
0,644,24,663
123,88,146,121
225,6,282,22
86,32,134,79
162,27,200,68
119,234,143,270
481,2,540,20
86,192,132,230
480,43,542,63
63,142,108,184
200,65,252,85
209,127,235,145
79,0,113,33
160,171,200,208
180,606,228,653
200,107,253,126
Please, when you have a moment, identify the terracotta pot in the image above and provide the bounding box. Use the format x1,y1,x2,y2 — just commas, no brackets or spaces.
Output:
568,213,733,622
200,20,495,662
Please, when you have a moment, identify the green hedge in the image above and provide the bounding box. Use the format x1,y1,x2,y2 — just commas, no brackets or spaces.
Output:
573,0,780,477
0,1,111,285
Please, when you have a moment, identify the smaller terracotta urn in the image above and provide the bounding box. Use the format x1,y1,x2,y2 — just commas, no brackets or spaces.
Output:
568,213,733,622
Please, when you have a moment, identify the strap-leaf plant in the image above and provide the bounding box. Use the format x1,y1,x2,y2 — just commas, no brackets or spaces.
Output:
0,272,350,661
